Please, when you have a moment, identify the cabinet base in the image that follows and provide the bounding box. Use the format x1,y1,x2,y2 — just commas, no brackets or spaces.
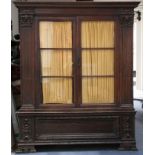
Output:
15,145,36,153
16,111,137,152
118,141,137,151
15,141,137,153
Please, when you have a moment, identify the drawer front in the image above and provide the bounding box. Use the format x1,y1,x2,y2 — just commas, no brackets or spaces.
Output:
35,116,119,140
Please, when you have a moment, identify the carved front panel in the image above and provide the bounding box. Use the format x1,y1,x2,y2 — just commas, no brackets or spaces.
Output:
35,116,119,141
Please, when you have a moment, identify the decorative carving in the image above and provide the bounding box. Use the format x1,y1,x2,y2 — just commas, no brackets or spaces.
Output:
119,14,134,27
19,10,34,27
19,14,33,27
21,118,33,141
118,115,137,150
16,145,36,153
122,116,131,139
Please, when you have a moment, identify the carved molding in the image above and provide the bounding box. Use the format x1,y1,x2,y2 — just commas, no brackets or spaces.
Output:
19,10,34,27
18,0,28,2
18,0,28,1
20,104,34,110
119,14,134,27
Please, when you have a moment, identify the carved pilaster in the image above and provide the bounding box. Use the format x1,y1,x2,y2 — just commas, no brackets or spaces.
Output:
121,116,132,139
20,117,33,142
119,14,134,27
118,116,136,150
19,9,34,27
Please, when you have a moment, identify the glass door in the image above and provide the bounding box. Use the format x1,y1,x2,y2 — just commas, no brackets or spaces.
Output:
81,21,115,104
38,18,115,106
39,21,73,104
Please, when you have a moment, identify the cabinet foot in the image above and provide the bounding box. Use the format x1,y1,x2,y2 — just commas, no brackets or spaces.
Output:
15,145,36,153
118,141,137,151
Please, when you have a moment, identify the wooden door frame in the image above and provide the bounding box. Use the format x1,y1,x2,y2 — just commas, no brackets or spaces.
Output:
34,16,78,108
76,16,120,108
34,15,121,109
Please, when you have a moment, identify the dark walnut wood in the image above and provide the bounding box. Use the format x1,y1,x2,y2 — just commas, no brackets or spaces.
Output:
14,0,140,152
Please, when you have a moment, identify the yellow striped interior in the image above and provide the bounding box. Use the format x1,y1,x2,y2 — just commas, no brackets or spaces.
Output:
81,21,114,48
39,22,72,48
81,21,114,104
39,22,72,104
39,21,115,104
41,50,72,76
82,78,114,103
42,78,72,104
82,50,114,76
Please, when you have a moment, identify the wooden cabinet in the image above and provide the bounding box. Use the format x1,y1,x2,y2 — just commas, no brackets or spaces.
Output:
14,0,140,152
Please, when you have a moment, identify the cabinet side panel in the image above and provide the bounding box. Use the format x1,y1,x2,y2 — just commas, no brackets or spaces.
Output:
119,16,134,106
122,27,133,105
20,26,35,106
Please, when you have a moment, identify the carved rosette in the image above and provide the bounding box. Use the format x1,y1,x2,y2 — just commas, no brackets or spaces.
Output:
21,118,33,142
121,116,132,139
119,14,134,27
19,10,34,27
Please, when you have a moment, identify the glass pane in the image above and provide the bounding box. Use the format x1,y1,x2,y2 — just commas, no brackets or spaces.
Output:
82,78,114,104
82,50,114,76
41,50,72,76
39,21,72,48
42,78,72,104
81,21,114,48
